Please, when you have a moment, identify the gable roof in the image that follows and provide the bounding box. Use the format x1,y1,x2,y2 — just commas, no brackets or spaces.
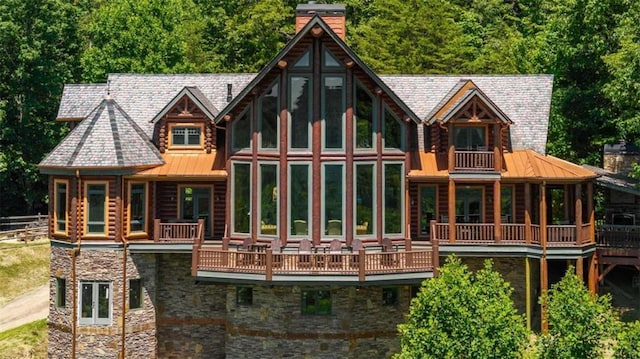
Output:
583,165,640,196
213,15,421,125
57,84,108,121
426,79,513,124
40,97,163,171
151,86,218,123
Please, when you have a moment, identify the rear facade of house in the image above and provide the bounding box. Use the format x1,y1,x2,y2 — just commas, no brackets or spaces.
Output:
40,3,599,358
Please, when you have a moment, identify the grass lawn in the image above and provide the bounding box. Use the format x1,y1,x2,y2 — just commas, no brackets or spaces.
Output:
0,238,50,307
0,319,47,359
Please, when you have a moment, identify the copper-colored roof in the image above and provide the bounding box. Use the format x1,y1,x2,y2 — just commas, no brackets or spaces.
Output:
133,152,226,179
408,149,597,181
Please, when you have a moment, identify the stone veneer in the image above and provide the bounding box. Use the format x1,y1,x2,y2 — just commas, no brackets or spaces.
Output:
49,246,416,358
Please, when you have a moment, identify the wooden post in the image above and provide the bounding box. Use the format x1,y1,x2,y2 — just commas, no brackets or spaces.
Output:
588,253,598,294
358,249,366,281
153,219,160,242
525,257,531,330
525,183,531,244
587,182,594,243
575,184,582,245
576,256,584,282
494,180,502,242
448,179,456,243
191,242,200,276
432,238,439,276
540,256,548,333
540,183,547,249
448,127,455,172
494,123,502,172
266,249,273,281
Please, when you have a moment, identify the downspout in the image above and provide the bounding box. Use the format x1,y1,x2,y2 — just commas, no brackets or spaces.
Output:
120,176,127,359
71,169,82,359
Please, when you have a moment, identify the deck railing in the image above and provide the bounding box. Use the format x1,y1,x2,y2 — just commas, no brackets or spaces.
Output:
194,247,437,281
597,225,640,248
153,219,204,243
432,221,590,246
454,150,495,172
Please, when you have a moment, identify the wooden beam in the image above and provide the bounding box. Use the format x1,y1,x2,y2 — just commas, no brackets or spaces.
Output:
598,264,617,282
588,254,597,294
575,184,582,245
576,256,584,282
525,257,532,330
525,183,531,244
540,256,548,333
448,179,456,243
494,180,501,242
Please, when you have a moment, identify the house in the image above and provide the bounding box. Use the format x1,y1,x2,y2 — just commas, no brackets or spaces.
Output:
39,3,599,358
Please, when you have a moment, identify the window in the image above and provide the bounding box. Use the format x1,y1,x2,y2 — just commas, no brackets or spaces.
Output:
259,163,278,236
384,107,403,150
171,125,202,147
323,48,343,68
455,187,483,223
322,76,345,149
289,164,310,236
355,83,374,149
232,109,252,151
420,186,436,235
384,164,403,234
501,186,514,223
79,281,112,325
301,290,331,315
289,76,311,149
293,49,311,69
323,164,344,237
54,180,68,234
129,279,142,310
355,164,374,236
260,82,279,150
56,277,66,308
382,287,398,306
454,126,486,150
233,163,251,234
85,183,107,236
128,183,146,234
237,287,253,305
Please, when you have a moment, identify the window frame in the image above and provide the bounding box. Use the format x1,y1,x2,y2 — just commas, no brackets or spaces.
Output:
382,105,405,152
258,80,280,151
301,289,331,315
288,74,313,151
258,162,279,237
129,278,143,310
321,74,346,151
419,185,437,236
127,182,148,236
168,123,204,150
383,162,405,236
501,185,515,223
322,163,345,239
79,281,112,325
54,179,69,236
354,162,376,237
288,163,312,238
231,107,253,153
455,186,485,223
236,286,254,305
354,81,376,152
382,287,399,306
56,277,66,308
453,125,488,150
231,162,252,235
84,181,108,237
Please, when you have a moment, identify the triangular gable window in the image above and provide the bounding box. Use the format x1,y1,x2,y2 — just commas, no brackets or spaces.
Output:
293,49,311,69
323,47,343,69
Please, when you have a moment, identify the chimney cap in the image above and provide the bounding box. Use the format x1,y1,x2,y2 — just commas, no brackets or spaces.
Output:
296,3,346,16
604,140,640,155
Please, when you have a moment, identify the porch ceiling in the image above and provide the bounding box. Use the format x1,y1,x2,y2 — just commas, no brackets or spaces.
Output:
132,151,226,179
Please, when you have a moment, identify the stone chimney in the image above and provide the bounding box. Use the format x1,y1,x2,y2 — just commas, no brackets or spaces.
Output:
603,139,640,175
296,2,346,40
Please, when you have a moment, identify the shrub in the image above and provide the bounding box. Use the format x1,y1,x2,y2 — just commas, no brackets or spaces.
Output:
614,320,640,358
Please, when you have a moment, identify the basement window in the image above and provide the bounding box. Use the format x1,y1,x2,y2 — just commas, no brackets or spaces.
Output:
79,281,112,325
301,290,331,315
129,279,142,310
236,287,253,305
382,287,398,306
56,277,66,308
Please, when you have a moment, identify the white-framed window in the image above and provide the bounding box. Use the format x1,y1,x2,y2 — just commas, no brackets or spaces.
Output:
169,124,203,148
79,281,112,325
84,182,108,236
354,162,375,236
322,75,345,150
383,163,404,235
354,82,375,150
289,75,312,150
259,81,279,150
232,108,252,152
259,162,279,236
383,106,404,151
54,179,68,235
128,182,147,234
289,163,311,237
322,163,345,238
232,162,251,234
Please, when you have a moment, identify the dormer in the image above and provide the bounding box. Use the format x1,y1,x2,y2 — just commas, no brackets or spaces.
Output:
151,86,218,153
426,80,513,172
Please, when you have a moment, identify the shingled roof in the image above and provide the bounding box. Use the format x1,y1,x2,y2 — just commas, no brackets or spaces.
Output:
40,96,163,172
56,84,108,121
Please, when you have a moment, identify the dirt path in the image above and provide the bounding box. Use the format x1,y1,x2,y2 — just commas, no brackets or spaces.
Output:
0,284,48,332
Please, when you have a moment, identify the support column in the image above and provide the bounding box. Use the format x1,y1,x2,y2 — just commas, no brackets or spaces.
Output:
540,256,548,333
588,253,598,294
576,256,584,282
448,179,456,243
525,183,531,244
279,68,289,245
575,183,582,245
493,123,502,172
494,180,502,242
541,183,547,248
525,257,532,330
448,127,455,172
587,182,594,243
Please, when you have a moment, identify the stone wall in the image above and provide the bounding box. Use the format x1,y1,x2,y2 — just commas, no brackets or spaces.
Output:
48,244,157,358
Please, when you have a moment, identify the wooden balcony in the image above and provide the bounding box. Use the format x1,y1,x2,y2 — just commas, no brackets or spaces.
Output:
153,219,204,243
454,150,495,172
192,246,437,282
432,222,592,247
596,225,640,266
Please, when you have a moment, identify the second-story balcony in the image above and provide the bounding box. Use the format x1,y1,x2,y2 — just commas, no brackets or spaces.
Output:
431,221,593,247
454,150,495,172
152,219,204,243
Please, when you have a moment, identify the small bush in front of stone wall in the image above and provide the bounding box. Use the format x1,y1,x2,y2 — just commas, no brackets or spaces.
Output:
396,255,528,359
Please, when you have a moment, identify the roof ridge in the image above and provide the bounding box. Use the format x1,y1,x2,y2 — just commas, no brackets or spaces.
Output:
67,102,106,166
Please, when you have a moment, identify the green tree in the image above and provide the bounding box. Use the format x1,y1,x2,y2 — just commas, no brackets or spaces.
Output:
396,256,527,359
538,266,618,359
0,0,81,216
614,321,640,359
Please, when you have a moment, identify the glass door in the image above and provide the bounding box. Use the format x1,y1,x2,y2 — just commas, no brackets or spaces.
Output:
455,188,483,223
181,187,211,237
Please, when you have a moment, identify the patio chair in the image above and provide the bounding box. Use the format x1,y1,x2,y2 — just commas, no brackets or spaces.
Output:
327,239,343,269
298,238,312,268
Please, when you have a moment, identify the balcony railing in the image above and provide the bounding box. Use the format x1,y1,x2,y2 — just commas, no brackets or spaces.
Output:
432,221,591,247
454,150,495,172
597,225,640,248
193,247,437,281
153,219,204,243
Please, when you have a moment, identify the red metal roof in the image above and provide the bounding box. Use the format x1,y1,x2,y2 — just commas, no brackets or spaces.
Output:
132,152,226,179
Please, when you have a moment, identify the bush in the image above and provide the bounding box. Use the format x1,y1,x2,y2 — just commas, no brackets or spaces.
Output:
396,256,527,359
538,266,618,359
614,320,640,358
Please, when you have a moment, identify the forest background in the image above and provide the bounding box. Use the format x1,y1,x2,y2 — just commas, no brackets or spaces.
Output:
1,0,639,216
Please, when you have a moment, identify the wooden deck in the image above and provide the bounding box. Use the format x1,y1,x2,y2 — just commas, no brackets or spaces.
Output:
597,225,640,266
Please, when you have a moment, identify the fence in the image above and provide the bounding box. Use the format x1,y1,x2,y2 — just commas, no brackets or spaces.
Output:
0,214,48,241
